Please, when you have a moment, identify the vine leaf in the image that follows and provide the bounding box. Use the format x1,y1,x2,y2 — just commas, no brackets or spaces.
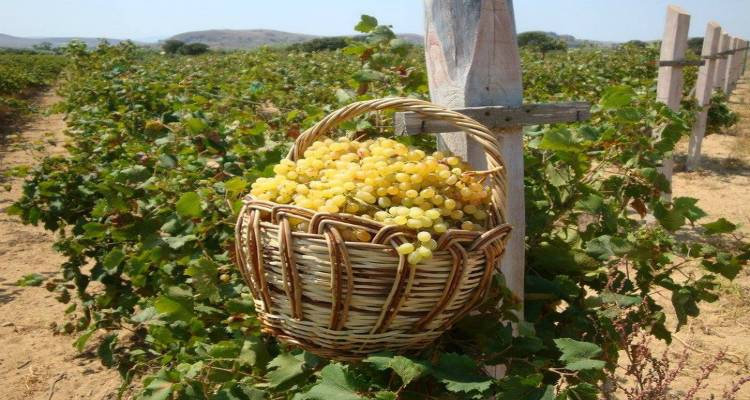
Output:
559,382,598,400
97,333,118,367
432,353,493,395
15,273,45,287
585,235,632,261
142,372,174,400
354,15,378,33
224,177,247,197
83,222,107,238
353,69,386,83
553,338,605,371
176,191,203,218
654,197,707,232
701,218,737,235
495,375,553,400
539,129,581,153
162,234,197,250
364,352,429,386
154,287,194,322
266,353,308,390
599,85,635,109
185,258,220,302
304,363,365,400
102,248,125,271
374,392,397,400
235,386,267,400
702,254,742,280
238,337,270,369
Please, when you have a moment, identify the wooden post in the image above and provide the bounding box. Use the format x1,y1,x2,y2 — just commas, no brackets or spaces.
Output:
655,5,690,201
733,39,747,87
423,1,524,377
423,0,523,304
714,32,731,91
687,22,722,171
724,37,740,93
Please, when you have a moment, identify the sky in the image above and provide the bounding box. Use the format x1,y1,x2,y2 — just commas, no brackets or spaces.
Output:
1,0,749,42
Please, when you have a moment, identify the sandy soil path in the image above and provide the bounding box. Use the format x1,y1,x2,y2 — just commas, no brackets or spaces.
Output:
639,73,750,398
0,91,123,400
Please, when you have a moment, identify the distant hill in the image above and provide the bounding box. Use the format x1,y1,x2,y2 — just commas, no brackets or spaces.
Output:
168,29,318,50
542,32,617,48
0,33,137,49
0,29,614,51
396,34,423,45
167,29,425,50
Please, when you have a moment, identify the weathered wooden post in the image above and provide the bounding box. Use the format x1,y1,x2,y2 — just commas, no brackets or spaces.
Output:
687,22,722,171
724,37,740,93
396,0,591,378
714,32,731,91
422,0,525,311
733,39,747,87
655,5,690,201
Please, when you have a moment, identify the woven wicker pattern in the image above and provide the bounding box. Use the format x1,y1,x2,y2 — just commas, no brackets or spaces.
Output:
235,97,512,360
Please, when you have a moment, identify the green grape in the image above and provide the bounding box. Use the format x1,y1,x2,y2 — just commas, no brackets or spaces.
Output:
250,137,493,265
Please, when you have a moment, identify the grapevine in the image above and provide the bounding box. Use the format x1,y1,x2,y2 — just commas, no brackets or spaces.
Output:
7,16,748,400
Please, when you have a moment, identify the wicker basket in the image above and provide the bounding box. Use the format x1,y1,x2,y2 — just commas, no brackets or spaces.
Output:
235,97,512,361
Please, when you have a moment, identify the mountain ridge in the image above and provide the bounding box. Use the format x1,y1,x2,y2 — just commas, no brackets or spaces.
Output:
167,29,425,49
0,33,139,49
0,30,616,50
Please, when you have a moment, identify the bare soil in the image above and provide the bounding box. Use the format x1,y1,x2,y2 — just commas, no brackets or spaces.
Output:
1,75,750,399
612,75,750,398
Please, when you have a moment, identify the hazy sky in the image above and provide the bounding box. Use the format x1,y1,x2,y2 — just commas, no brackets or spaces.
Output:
2,0,749,42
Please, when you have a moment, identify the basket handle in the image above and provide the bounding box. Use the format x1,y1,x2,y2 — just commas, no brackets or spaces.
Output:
287,97,508,224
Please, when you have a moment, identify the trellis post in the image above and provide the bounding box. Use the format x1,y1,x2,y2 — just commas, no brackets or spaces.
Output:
724,37,740,93
733,39,747,87
714,32,731,91
421,0,525,317
422,1,524,382
655,5,690,201
687,22,722,171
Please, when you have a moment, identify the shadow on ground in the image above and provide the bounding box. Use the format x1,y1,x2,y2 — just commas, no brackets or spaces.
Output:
673,152,750,177
0,270,58,305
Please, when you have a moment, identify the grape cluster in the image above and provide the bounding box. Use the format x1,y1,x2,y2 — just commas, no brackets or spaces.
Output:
250,137,492,264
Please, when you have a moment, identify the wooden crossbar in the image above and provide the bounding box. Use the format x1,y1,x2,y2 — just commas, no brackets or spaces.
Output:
658,59,705,67
717,46,750,55
393,101,590,135
701,47,750,60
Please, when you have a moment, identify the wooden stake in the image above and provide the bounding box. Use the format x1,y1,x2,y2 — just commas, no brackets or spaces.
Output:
734,39,747,87
687,22,722,171
724,37,741,93
655,5,690,201
423,0,524,378
714,32,731,91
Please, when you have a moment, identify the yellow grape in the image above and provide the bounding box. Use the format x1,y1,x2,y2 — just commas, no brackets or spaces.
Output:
249,137,492,265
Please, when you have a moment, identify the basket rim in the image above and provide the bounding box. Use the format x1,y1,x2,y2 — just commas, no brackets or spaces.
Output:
243,196,512,251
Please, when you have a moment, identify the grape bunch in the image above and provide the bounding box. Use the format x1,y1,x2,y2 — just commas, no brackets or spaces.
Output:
250,137,492,264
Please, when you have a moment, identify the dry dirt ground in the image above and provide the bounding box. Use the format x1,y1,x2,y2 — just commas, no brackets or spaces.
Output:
0,92,124,400
612,74,750,399
2,75,750,399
